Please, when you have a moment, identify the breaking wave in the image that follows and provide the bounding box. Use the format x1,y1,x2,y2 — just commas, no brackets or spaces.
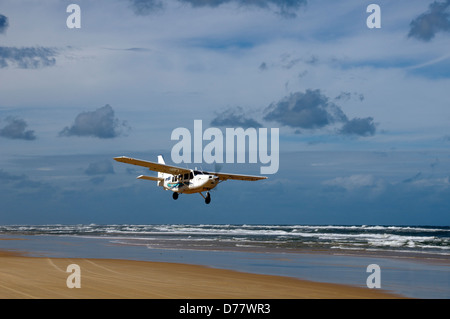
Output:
1,224,449,256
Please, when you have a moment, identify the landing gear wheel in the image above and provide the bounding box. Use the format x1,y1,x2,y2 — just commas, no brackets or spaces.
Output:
205,192,211,204
172,192,178,200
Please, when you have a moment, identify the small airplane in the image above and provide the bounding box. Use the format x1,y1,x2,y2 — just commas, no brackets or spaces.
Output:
114,155,267,204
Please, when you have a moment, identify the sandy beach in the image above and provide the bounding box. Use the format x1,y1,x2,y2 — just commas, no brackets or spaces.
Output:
0,249,402,299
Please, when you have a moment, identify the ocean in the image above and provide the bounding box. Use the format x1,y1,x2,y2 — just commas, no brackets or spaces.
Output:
0,224,449,298
1,224,448,256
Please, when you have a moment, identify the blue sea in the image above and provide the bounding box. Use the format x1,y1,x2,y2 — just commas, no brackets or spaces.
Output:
0,224,449,298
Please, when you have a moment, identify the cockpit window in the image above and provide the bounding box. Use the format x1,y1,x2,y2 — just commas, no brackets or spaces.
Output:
194,170,203,175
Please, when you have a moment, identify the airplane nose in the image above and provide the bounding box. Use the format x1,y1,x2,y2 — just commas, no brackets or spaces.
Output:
208,176,219,186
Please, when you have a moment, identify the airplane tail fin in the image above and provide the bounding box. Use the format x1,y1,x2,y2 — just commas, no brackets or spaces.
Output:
157,155,165,185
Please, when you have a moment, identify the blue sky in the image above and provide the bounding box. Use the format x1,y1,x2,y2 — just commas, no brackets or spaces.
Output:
0,0,450,225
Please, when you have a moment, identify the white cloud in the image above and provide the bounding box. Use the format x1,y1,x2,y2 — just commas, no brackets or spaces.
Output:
323,174,387,195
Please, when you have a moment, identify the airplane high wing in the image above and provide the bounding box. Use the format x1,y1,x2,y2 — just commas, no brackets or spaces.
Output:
114,156,191,175
113,155,267,204
206,172,267,181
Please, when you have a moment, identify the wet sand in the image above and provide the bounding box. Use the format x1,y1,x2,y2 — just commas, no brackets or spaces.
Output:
0,250,403,299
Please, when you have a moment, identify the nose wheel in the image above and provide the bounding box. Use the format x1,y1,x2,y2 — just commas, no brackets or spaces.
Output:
172,192,178,200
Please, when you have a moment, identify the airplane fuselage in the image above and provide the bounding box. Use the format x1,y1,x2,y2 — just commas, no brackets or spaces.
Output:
163,170,219,194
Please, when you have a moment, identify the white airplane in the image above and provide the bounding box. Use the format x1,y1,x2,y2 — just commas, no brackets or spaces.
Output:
114,155,267,204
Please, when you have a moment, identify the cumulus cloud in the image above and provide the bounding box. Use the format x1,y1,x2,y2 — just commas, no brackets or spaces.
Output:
211,106,262,128
0,46,57,69
408,0,450,41
59,105,129,139
129,0,307,17
264,89,347,130
339,117,376,137
0,14,8,34
264,89,377,137
0,117,37,140
85,160,115,175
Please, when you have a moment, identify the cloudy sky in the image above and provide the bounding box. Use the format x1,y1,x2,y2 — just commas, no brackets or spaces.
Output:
1,0,449,225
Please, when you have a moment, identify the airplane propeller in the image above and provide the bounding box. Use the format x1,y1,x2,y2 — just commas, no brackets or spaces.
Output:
210,162,222,192
214,162,222,174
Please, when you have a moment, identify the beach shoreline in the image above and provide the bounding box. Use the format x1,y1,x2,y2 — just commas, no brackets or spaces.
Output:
2,234,449,264
0,249,403,299
105,236,450,265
